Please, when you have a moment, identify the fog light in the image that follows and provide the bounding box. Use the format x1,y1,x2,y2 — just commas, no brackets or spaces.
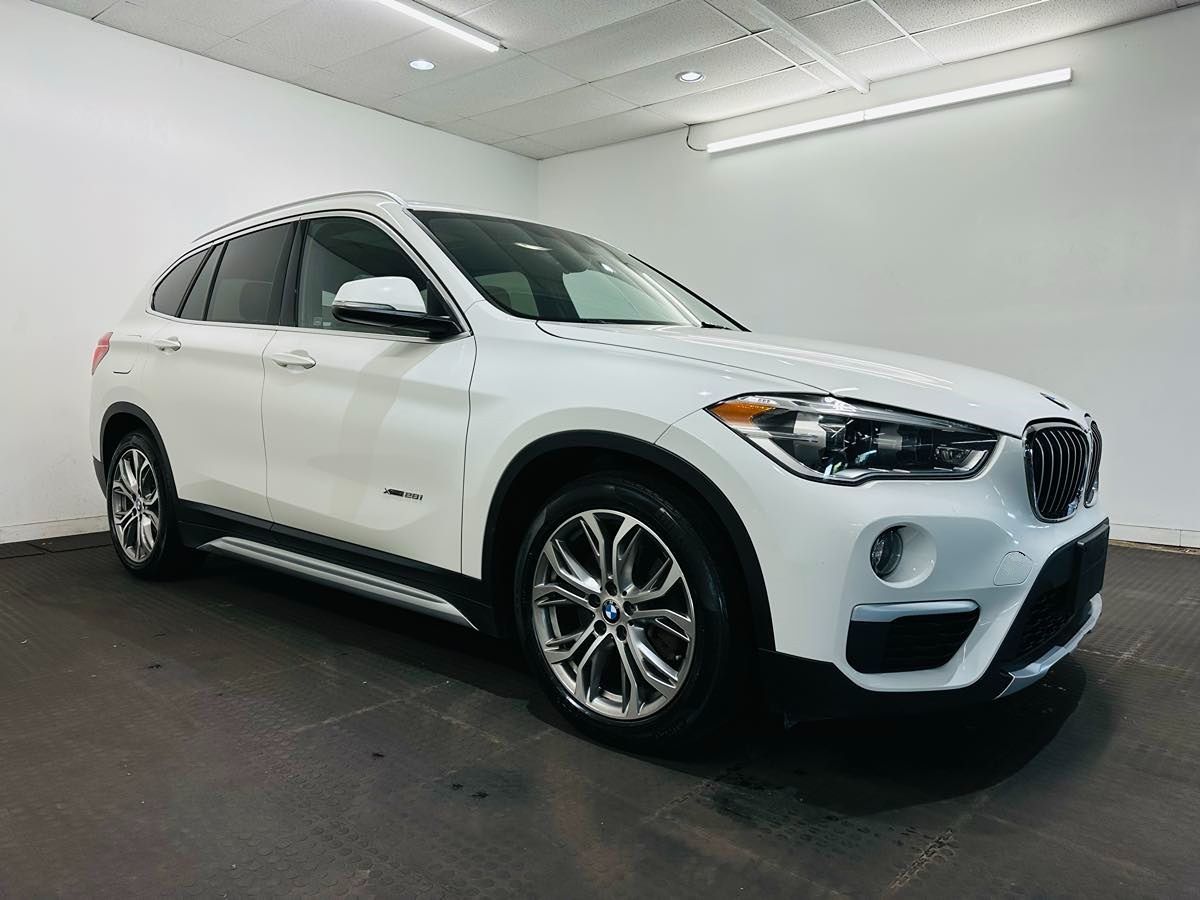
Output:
870,528,903,578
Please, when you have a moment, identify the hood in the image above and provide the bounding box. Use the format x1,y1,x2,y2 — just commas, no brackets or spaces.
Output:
539,323,1088,437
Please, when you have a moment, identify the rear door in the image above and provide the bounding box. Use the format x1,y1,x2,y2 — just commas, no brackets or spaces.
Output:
260,214,474,572
144,223,295,521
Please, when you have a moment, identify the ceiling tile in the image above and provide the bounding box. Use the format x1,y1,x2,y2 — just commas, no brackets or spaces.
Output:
294,66,397,106
594,35,792,106
917,0,1174,64
761,0,857,17
838,35,936,79
528,108,676,153
329,30,518,96
437,117,519,144
236,0,426,68
204,38,320,81
461,0,673,51
801,59,853,89
495,136,565,159
398,55,580,118
472,85,633,135
792,0,902,52
757,28,815,63
136,0,306,37
531,0,748,82
648,66,830,123
873,0,1036,34
420,0,489,13
32,0,114,16
375,92,462,125
96,2,225,52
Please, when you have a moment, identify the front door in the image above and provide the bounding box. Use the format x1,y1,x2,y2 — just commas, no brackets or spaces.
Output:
260,215,474,572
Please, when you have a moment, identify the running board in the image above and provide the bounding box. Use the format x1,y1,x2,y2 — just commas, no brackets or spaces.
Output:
198,536,476,630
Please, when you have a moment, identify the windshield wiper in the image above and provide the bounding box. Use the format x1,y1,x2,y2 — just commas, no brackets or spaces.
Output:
699,322,731,329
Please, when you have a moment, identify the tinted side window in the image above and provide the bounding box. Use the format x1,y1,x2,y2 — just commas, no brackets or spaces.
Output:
296,217,446,333
179,246,220,321
206,224,294,325
151,251,205,315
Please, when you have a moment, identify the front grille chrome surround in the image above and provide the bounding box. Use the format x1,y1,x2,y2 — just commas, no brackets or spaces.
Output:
1084,420,1102,507
1024,421,1094,522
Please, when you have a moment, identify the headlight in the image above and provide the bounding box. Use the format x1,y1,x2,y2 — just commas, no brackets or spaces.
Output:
707,394,997,483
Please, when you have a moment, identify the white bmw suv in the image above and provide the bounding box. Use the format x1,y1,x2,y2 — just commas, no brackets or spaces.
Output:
90,190,1108,748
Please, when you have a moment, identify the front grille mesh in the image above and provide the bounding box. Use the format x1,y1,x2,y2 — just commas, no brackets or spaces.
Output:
1026,425,1090,520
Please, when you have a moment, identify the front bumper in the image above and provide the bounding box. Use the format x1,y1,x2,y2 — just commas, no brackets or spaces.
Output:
759,518,1108,718
760,594,1101,719
657,410,1109,705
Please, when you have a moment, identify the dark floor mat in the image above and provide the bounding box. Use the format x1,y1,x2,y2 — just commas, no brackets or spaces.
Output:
0,541,44,559
28,531,111,552
0,542,1195,896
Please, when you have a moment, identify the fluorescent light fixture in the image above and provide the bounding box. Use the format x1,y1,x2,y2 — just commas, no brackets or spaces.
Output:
707,67,1072,154
372,0,501,52
706,111,866,153
864,67,1072,121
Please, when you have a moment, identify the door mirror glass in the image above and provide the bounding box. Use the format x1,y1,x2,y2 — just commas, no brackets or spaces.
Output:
331,277,459,336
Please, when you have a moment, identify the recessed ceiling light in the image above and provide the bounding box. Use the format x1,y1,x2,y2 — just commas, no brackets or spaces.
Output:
676,70,705,83
409,58,435,71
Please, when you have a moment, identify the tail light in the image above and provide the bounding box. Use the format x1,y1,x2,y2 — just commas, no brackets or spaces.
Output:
91,332,112,375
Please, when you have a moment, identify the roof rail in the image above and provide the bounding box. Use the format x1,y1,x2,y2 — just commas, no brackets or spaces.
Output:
193,189,407,242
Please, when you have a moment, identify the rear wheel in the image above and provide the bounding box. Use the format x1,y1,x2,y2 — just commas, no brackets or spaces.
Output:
106,431,194,578
515,473,741,750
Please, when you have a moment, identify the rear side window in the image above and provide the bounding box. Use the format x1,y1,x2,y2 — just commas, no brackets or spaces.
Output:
179,246,220,321
151,251,205,315
206,224,294,325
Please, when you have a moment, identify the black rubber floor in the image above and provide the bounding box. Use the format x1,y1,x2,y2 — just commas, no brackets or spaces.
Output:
0,535,1197,897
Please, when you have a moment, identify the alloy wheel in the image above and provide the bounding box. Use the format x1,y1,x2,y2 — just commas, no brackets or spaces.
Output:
110,447,160,564
532,509,696,721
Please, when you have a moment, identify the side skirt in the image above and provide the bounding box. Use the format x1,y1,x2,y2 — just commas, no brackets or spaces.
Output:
177,500,495,634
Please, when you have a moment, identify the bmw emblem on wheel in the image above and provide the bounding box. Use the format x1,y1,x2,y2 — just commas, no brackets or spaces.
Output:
601,599,620,624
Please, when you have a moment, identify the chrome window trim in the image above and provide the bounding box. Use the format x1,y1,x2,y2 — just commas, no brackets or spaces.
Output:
145,207,471,340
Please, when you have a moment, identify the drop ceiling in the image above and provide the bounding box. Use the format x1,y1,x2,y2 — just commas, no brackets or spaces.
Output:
34,0,1196,158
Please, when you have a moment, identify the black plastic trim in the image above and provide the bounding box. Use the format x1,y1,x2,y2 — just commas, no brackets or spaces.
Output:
176,500,493,633
481,430,775,650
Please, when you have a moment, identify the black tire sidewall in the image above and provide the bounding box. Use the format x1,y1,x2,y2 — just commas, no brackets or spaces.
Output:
514,474,736,748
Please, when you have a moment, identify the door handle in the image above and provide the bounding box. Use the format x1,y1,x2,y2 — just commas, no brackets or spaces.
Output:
152,336,181,352
270,350,317,369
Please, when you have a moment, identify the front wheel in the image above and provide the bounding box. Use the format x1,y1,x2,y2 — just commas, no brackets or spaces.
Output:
514,473,742,750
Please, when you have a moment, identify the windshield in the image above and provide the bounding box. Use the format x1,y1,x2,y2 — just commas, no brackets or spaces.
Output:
413,211,743,329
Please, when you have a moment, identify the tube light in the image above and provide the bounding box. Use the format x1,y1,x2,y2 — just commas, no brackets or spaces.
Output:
371,0,501,52
864,68,1072,121
706,111,866,153
707,67,1072,154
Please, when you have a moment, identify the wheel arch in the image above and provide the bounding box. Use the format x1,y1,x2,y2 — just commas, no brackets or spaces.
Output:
480,430,775,651
99,402,173,485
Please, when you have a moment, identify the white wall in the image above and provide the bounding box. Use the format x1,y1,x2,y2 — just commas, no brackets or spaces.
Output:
0,0,537,541
539,8,1200,546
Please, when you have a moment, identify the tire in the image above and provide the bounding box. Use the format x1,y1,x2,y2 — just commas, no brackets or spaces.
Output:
514,472,742,751
105,430,195,579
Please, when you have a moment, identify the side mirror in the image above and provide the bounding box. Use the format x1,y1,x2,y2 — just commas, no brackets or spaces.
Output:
331,277,460,337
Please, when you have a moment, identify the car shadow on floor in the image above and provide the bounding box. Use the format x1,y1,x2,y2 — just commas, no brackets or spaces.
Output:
194,556,1111,819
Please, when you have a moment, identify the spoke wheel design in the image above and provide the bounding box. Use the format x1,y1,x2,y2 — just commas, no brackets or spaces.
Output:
532,509,696,721
110,447,161,564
